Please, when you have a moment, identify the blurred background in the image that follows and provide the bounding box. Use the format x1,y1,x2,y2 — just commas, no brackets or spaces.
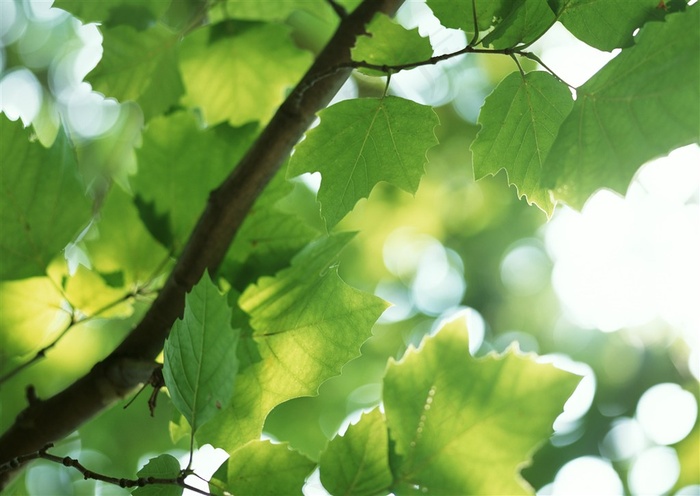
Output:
1,1,698,495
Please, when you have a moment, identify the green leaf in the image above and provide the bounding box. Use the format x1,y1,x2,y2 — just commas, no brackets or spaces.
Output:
226,440,315,496
471,71,573,216
197,234,388,452
351,13,433,75
162,271,240,434
544,6,700,209
481,0,555,49
132,111,257,250
384,315,580,495
179,22,313,126
88,24,183,121
288,97,439,228
556,0,660,51
54,0,170,25
426,0,511,34
0,117,91,281
133,454,182,496
319,409,393,496
85,188,169,288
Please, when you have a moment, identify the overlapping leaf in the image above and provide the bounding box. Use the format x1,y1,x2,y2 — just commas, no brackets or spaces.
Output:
553,0,660,51
288,97,439,228
0,117,91,281
163,272,240,434
471,71,573,216
197,234,387,452
384,316,580,495
319,409,393,496
132,111,256,250
481,0,555,49
544,6,700,209
88,23,183,121
179,22,312,126
226,440,315,496
351,13,433,75
133,454,182,496
426,0,511,35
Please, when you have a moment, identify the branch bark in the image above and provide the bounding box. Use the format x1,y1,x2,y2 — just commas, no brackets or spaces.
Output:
0,0,404,487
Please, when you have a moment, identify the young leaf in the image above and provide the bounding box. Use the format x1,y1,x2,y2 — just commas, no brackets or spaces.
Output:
133,454,182,496
288,97,439,229
88,24,184,121
471,71,573,216
351,13,433,75
197,234,388,453
226,440,315,496
319,408,393,496
132,111,257,250
384,315,580,495
555,0,660,51
179,22,313,126
480,0,555,49
0,117,91,281
162,271,240,434
544,6,700,209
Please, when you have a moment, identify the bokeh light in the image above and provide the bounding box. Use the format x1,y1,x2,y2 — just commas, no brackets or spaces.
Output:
636,383,698,446
629,446,681,495
541,456,623,496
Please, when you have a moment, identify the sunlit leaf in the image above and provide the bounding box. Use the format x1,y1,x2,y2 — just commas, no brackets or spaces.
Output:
226,440,315,496
481,0,555,49
426,0,511,35
132,111,256,250
288,97,439,228
197,234,387,452
384,315,580,495
0,117,91,281
351,13,433,76
554,0,660,51
133,454,182,496
163,271,240,434
471,71,573,216
54,0,169,25
544,6,700,209
179,22,312,126
319,409,393,496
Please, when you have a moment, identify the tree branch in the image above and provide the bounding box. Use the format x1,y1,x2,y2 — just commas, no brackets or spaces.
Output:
0,0,405,488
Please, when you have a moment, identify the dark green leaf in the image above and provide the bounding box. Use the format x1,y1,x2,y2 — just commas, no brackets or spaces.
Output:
54,0,170,24
226,441,315,496
0,117,91,281
556,0,660,51
163,271,240,433
133,454,182,496
319,409,393,496
481,0,555,49
471,71,574,216
544,6,700,209
88,24,183,120
197,234,388,452
384,316,580,495
426,0,511,35
351,13,433,75
132,111,256,250
179,22,312,126
288,97,439,228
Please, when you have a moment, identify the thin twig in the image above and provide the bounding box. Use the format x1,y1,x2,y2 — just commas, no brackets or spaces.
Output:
0,444,212,495
520,52,576,89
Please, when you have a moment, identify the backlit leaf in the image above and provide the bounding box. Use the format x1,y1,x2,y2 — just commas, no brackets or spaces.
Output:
88,23,183,121
179,22,313,126
351,13,433,75
54,0,169,25
471,71,573,216
384,315,580,495
197,234,388,452
132,111,256,250
163,271,240,434
481,0,555,49
133,454,182,496
544,6,700,209
319,409,393,496
226,440,315,496
426,0,511,34
288,97,439,228
0,117,91,281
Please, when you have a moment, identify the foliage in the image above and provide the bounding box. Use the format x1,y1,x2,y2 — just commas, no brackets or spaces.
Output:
0,0,698,495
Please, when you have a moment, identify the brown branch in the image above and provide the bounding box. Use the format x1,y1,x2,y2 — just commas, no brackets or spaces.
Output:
0,444,211,495
0,0,405,488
